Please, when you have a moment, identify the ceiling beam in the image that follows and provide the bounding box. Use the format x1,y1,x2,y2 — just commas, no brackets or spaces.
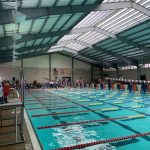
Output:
60,47,111,66
57,39,136,65
78,52,111,67
117,35,150,54
94,27,150,55
0,2,133,25
1,25,149,57
2,24,147,65
15,44,49,53
0,27,96,48
133,3,150,17
59,51,102,66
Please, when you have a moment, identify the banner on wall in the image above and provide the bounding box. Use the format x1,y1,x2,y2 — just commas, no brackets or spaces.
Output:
52,68,71,76
53,68,58,76
60,68,65,75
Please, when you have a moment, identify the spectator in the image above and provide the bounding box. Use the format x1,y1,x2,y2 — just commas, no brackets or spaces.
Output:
3,81,10,103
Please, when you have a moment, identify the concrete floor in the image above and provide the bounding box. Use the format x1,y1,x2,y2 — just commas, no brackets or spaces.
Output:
0,120,33,150
0,91,34,150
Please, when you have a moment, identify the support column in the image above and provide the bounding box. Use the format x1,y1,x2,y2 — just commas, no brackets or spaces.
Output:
20,58,24,141
72,57,74,83
116,67,119,78
20,58,24,80
137,65,141,80
49,54,51,81
91,65,93,81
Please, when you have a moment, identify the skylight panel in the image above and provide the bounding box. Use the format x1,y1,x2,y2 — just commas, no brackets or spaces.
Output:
2,1,18,9
122,50,145,56
85,0,98,4
40,0,56,7
71,0,85,5
75,10,114,29
41,16,60,33
34,39,43,46
67,43,86,51
26,40,35,47
100,8,135,29
128,53,147,57
111,16,148,33
97,9,128,28
17,42,26,48
136,0,150,8
107,12,148,33
52,42,67,47
117,49,139,54
141,0,150,6
87,51,101,56
51,45,63,49
103,0,130,3
31,19,46,33
42,37,51,44
0,25,4,37
135,0,142,3
22,0,39,8
51,14,72,32
94,53,107,57
103,9,138,30
59,34,81,41
4,23,16,36
29,49,35,53
19,20,32,34
56,0,71,6
78,32,108,45
49,36,59,43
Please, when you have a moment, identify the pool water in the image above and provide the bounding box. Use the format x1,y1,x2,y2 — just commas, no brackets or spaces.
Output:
25,89,150,150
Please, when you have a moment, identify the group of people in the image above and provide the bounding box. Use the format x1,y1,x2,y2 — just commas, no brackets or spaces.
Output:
105,80,150,93
0,81,10,104
75,78,150,94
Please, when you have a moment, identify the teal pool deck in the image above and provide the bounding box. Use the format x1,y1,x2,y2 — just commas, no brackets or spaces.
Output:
24,89,150,150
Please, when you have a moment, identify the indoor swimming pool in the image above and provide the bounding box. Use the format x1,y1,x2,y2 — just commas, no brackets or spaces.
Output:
24,89,150,150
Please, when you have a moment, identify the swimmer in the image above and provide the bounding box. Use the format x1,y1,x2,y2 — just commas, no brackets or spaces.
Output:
74,136,82,142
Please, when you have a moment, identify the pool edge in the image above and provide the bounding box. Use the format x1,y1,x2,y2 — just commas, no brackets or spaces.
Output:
24,109,42,150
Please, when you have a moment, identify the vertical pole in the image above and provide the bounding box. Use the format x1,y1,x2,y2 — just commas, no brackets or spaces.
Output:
20,58,24,141
137,65,141,80
0,109,2,127
91,65,93,81
72,57,74,83
49,54,51,81
116,67,119,78
16,107,18,142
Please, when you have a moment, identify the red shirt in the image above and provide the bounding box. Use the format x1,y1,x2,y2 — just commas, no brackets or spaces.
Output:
3,84,10,96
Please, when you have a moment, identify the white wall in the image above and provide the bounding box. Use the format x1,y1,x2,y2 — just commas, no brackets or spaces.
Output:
74,59,91,82
93,66,103,80
24,55,49,68
0,53,94,83
51,53,72,68
0,61,21,81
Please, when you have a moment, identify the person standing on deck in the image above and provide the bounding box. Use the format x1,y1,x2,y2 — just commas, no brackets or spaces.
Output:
3,81,10,103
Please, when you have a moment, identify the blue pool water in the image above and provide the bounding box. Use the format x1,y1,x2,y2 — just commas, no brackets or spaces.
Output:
25,89,150,150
